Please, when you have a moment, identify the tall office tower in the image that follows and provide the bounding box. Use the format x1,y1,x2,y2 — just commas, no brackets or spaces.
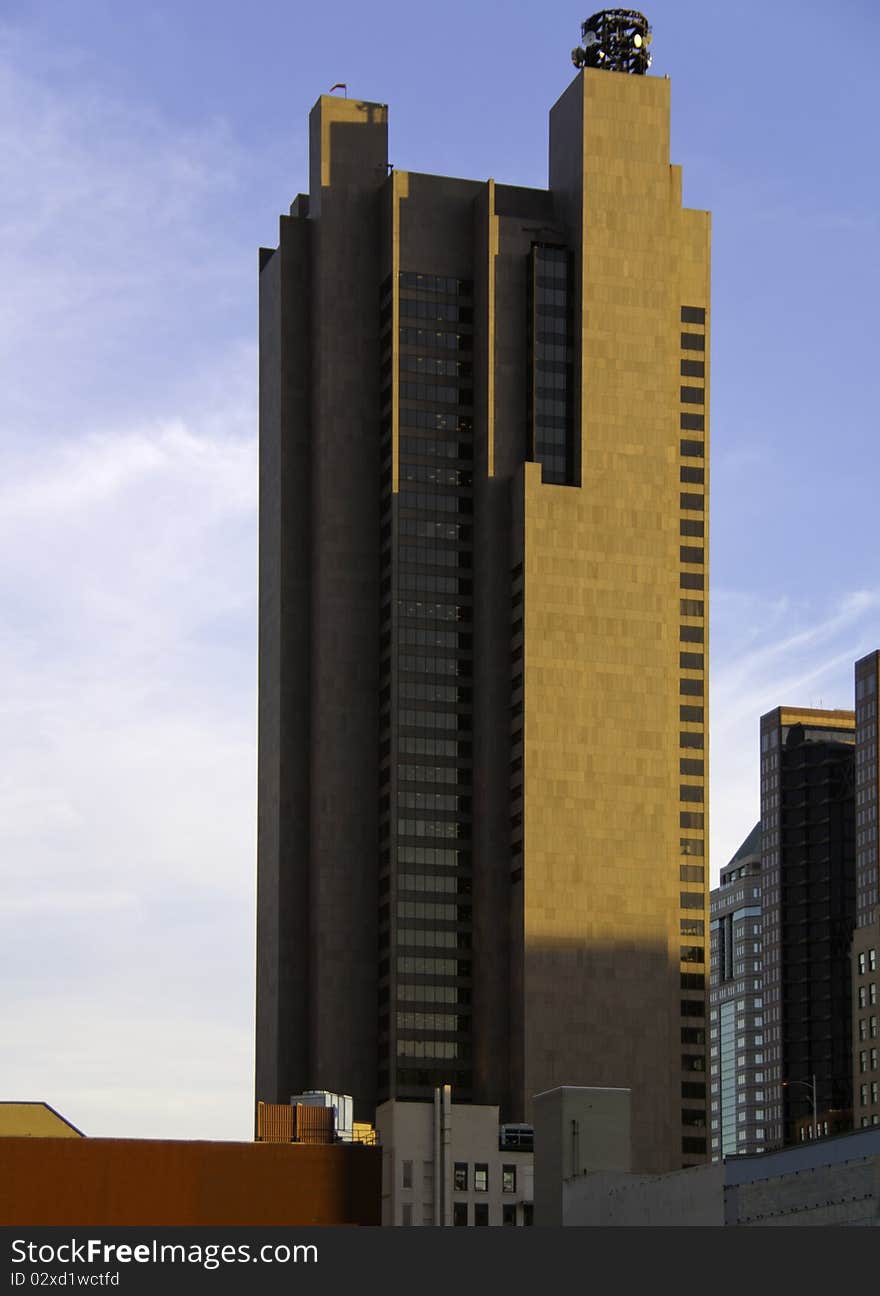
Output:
855,652,880,926
759,708,856,1147
853,651,880,1128
256,12,711,1172
708,824,765,1160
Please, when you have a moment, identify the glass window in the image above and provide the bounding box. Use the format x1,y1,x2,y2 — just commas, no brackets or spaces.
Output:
453,1202,468,1227
474,1203,489,1226
402,1203,412,1226
680,521,704,540
502,1165,516,1193
474,1164,488,1192
402,1159,413,1188
682,1137,707,1155
503,1204,517,1226
454,1163,468,1191
680,440,705,458
680,678,704,696
680,864,704,882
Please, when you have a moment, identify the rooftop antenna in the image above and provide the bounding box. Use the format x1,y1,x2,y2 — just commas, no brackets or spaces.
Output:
571,10,653,75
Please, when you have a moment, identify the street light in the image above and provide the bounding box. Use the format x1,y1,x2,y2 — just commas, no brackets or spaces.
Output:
782,1074,818,1141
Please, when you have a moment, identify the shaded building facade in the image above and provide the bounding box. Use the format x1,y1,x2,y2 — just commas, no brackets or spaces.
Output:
256,50,711,1172
853,650,880,1128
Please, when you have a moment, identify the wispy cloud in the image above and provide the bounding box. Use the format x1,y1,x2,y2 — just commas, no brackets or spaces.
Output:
0,21,252,440
710,587,880,877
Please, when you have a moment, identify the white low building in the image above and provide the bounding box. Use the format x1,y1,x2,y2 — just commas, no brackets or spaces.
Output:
376,1085,533,1226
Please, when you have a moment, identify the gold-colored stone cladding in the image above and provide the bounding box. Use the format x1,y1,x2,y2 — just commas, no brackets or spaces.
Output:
519,70,710,1173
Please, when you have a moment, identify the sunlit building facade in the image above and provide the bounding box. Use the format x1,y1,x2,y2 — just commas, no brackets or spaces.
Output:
256,46,711,1172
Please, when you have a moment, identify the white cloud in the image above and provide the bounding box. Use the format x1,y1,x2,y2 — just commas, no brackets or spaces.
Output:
0,25,258,1138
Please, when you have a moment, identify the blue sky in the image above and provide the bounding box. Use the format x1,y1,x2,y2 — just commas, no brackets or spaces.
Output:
2,0,878,1140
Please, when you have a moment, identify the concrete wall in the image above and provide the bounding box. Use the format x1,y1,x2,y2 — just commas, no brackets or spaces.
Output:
553,1128,880,1225
533,1086,631,1225
562,1163,724,1226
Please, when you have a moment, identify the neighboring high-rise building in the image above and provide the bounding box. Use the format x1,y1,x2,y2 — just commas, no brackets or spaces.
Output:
759,707,856,1147
853,650,880,1128
256,12,711,1173
855,651,880,926
709,823,764,1160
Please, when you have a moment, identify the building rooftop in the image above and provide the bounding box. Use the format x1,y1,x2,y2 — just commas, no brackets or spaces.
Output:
0,1102,84,1138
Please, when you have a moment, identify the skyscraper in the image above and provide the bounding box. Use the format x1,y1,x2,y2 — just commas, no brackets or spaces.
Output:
853,650,880,1128
256,12,711,1173
709,823,765,1160
759,707,856,1146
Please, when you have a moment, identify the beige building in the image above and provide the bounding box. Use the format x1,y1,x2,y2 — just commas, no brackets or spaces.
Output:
376,1085,533,1226
257,17,710,1173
